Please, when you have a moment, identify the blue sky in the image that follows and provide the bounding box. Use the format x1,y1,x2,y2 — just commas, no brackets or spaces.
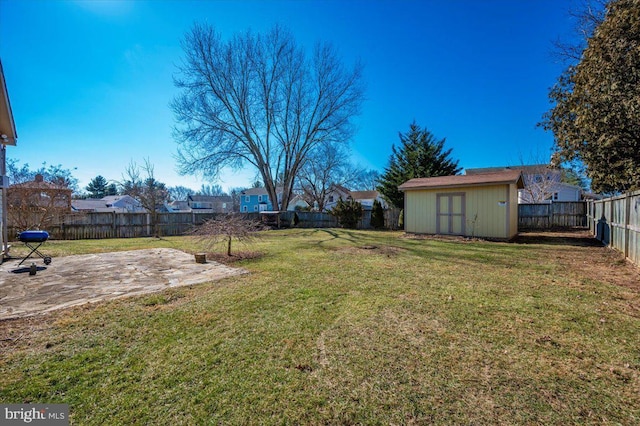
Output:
0,0,579,192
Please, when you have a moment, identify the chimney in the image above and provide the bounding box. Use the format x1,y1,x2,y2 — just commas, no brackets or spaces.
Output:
35,174,44,183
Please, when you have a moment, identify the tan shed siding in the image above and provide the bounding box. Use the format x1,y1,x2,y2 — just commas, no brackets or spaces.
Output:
405,184,513,239
405,189,438,233
509,183,519,238
465,185,508,239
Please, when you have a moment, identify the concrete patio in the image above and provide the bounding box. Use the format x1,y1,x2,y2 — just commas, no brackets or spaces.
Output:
0,248,247,319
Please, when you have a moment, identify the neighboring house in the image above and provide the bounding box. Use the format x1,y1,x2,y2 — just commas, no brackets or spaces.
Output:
72,195,145,213
322,187,386,212
323,185,352,211
0,60,17,260
465,165,582,203
287,194,310,211
526,182,582,204
349,191,387,210
8,174,73,231
187,195,234,213
240,187,282,212
399,170,524,240
165,200,191,213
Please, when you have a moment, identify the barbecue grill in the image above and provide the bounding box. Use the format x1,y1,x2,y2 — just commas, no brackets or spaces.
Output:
17,230,51,266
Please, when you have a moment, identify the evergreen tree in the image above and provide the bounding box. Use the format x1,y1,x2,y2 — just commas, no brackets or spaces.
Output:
378,122,461,208
86,175,112,198
370,199,385,229
330,198,363,229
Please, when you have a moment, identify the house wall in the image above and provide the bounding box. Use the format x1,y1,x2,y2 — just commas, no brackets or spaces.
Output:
240,194,273,212
554,186,581,202
404,184,517,239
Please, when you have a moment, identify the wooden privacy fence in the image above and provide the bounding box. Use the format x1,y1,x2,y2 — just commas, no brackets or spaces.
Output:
587,191,640,267
518,202,588,230
8,212,219,240
8,208,403,240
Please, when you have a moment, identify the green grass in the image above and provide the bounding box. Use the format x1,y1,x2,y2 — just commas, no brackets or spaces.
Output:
1,229,639,425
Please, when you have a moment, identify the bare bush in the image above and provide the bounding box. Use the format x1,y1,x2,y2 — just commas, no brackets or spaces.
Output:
191,214,264,256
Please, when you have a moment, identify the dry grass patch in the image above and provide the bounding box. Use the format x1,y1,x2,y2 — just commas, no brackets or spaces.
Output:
1,229,639,424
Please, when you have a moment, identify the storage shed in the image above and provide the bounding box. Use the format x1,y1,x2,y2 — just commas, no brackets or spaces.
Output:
398,170,524,240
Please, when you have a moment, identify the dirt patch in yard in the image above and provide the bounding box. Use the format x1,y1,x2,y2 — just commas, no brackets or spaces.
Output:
516,230,640,292
336,245,407,257
515,229,604,247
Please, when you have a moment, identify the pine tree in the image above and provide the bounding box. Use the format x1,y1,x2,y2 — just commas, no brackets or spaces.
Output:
378,122,461,208
370,199,385,229
86,175,110,198
330,198,363,229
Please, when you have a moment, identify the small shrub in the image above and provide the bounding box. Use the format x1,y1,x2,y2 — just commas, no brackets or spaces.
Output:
330,199,363,229
191,214,264,256
371,199,385,229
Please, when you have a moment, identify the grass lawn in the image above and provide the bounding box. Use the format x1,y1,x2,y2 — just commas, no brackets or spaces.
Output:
1,229,639,424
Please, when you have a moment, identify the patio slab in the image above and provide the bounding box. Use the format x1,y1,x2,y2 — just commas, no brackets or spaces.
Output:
0,248,247,319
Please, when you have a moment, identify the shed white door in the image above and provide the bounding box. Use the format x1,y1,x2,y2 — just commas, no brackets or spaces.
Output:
436,193,466,235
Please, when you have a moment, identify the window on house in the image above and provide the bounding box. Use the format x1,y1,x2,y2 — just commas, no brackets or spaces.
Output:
553,192,559,201
328,195,334,203
222,203,227,209
242,206,247,212
245,196,250,202
254,205,258,212
258,195,262,202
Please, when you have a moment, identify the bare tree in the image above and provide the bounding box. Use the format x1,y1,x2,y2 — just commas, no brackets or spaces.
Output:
298,142,378,211
167,185,195,202
517,164,563,203
7,175,72,231
191,214,264,256
197,184,226,196
121,159,169,237
298,143,348,211
228,187,247,212
172,24,365,214
552,0,608,63
349,168,381,191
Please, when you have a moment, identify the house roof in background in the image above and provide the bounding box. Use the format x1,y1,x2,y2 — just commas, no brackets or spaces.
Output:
465,164,558,175
10,175,72,192
350,191,379,200
0,60,17,146
101,195,138,203
189,195,232,202
329,184,351,195
72,199,108,210
399,171,524,191
241,187,284,196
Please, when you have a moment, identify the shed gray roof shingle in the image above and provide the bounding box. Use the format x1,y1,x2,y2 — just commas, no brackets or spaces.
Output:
399,171,524,191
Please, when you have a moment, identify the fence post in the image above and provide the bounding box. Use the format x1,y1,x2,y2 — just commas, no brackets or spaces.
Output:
624,193,631,258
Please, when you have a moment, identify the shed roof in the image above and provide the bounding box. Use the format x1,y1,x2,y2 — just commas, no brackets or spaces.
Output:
399,170,524,191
